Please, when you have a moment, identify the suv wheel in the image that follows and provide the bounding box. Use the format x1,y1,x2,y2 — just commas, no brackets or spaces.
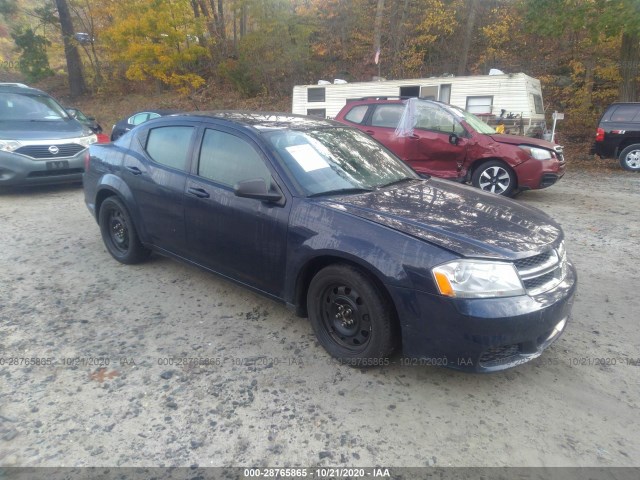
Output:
471,160,516,196
619,144,640,172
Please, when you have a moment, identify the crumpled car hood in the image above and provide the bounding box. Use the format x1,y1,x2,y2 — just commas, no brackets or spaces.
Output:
318,178,562,260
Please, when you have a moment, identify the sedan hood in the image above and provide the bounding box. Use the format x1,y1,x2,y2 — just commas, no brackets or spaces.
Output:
489,133,558,149
0,119,88,141
320,179,562,259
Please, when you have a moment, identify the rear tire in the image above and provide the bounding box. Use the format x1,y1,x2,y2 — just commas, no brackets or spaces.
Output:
471,160,516,196
618,144,640,171
99,196,150,264
307,264,397,365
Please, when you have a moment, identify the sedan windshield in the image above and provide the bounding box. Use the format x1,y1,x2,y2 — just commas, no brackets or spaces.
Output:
266,127,419,196
0,93,70,121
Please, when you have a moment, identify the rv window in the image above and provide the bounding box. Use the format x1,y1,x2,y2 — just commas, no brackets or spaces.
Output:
439,84,452,104
466,96,493,115
533,94,544,114
308,88,326,103
419,86,438,100
344,105,368,124
399,86,420,97
307,108,327,118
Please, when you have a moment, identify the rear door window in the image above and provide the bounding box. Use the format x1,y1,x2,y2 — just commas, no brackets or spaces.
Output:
608,105,640,122
145,126,195,171
370,104,404,128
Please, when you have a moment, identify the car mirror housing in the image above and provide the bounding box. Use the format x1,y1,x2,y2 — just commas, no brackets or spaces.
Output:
449,133,459,145
234,178,283,203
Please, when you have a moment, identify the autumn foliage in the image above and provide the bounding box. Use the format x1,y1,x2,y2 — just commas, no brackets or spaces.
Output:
1,0,639,144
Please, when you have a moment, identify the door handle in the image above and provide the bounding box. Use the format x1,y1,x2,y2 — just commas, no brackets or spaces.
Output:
365,130,375,136
187,187,210,199
409,134,420,140
125,166,142,175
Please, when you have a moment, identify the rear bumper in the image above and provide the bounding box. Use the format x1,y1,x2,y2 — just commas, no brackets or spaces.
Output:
389,261,577,372
0,150,86,186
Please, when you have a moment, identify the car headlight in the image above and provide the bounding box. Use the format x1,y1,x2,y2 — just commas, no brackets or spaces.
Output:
519,145,553,160
0,140,22,152
432,260,525,298
78,134,98,147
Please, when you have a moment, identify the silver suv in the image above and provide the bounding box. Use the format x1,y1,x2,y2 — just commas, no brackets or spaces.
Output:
0,83,97,187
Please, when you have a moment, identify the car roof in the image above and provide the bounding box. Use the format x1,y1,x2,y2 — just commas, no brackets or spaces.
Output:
0,83,49,96
131,109,180,115
171,111,343,131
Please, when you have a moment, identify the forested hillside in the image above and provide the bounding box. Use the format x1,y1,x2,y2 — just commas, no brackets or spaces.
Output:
1,0,639,148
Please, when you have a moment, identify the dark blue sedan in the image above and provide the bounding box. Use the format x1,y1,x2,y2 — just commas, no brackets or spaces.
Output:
83,112,577,372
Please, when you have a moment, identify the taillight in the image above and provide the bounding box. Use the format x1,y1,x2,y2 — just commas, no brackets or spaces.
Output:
595,127,605,142
84,150,91,171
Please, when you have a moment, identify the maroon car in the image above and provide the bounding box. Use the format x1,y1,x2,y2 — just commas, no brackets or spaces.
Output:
335,98,566,196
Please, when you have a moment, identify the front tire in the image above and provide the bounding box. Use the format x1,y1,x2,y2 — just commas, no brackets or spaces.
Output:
307,264,397,364
99,196,150,264
619,144,640,171
471,160,516,196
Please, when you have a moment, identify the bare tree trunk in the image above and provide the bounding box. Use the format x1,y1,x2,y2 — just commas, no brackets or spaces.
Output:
240,4,246,37
55,0,86,97
457,0,478,76
218,0,225,40
618,31,639,102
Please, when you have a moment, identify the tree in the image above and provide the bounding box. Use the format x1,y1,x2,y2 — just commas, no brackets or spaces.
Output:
103,0,208,94
457,0,478,75
11,27,53,82
525,0,640,102
55,0,87,97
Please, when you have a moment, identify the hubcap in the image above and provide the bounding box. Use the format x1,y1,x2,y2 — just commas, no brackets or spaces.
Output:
321,285,371,350
479,166,510,194
625,150,640,169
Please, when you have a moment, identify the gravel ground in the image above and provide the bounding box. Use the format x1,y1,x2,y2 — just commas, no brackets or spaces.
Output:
0,168,639,468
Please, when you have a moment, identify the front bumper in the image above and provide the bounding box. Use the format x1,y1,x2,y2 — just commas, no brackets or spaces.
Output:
389,261,577,372
514,156,566,190
0,149,86,187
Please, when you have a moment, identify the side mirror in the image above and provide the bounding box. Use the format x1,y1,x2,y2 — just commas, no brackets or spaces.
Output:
66,108,78,119
449,133,460,145
234,178,283,203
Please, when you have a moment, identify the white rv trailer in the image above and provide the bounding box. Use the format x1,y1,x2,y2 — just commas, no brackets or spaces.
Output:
292,72,546,136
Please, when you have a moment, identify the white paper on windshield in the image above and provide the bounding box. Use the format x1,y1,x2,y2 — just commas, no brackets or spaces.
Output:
286,144,330,172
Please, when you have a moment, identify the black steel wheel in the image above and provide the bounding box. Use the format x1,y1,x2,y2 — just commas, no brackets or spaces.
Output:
471,160,516,196
99,196,150,264
307,264,397,363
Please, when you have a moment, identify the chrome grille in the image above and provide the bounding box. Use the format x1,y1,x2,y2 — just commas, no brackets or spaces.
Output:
513,250,553,270
14,144,85,159
515,244,566,295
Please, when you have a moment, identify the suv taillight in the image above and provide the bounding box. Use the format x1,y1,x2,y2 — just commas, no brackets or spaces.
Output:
595,127,605,142
84,150,90,171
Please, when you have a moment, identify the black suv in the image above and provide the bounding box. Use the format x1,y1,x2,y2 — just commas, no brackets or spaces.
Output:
592,102,640,171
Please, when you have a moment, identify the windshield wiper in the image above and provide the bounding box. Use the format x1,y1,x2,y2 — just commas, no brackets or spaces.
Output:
378,177,419,189
308,187,374,198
